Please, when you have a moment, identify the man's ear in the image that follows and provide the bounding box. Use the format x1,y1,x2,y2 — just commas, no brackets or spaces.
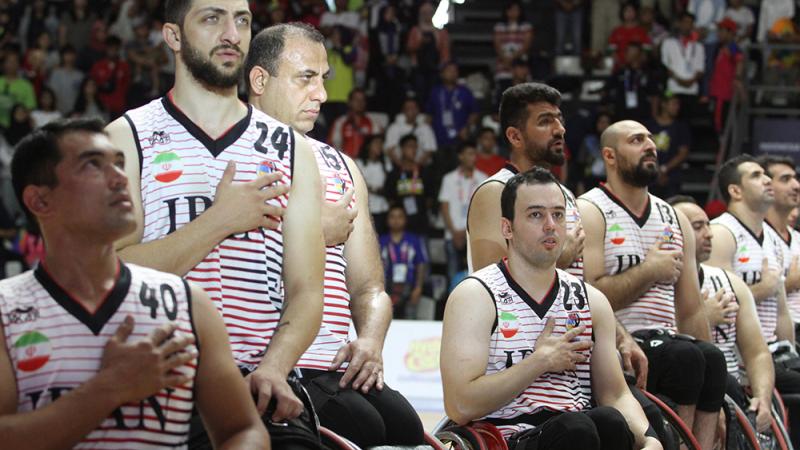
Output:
501,216,513,241
22,185,52,225
505,126,522,150
163,22,181,52
248,66,270,96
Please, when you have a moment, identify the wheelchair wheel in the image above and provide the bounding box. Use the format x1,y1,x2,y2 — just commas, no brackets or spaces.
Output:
724,394,761,450
436,430,474,450
470,422,509,450
319,426,361,450
641,390,701,450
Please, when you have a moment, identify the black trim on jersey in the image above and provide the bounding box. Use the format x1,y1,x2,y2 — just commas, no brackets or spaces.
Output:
463,276,499,334
578,278,596,342
289,127,296,179
161,96,253,158
497,261,559,320
503,162,519,174
183,278,200,406
725,212,764,246
123,113,144,177
765,219,791,247
720,269,738,304
34,263,131,335
698,265,705,288
465,179,507,234
598,183,651,228
338,148,355,183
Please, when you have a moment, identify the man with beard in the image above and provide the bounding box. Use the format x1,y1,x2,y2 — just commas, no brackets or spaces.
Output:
105,0,326,445
578,120,726,450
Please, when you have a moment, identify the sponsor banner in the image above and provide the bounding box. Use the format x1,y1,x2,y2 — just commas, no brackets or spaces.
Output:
752,118,800,164
381,320,444,413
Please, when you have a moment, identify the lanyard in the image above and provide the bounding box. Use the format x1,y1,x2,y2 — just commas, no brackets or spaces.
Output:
457,171,480,204
388,241,409,263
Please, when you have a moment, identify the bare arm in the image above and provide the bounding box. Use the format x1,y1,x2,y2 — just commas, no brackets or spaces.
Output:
191,285,270,449
775,284,795,342
467,182,507,271
732,273,774,407
707,224,736,271
673,208,711,340
588,285,662,450
107,117,286,276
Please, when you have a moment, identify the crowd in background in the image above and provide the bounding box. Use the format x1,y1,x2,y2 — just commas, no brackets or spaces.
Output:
0,0,797,318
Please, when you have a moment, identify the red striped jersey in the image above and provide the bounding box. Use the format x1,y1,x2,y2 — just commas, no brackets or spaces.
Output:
468,261,593,438
125,94,294,370
579,185,684,333
297,138,355,371
765,221,800,324
0,263,197,449
466,163,583,278
711,212,783,343
699,264,740,378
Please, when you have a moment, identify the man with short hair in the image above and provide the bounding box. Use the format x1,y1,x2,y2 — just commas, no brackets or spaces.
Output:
328,88,382,158
245,22,425,447
0,50,36,128
384,97,437,166
0,118,269,449
106,0,326,440
426,61,479,149
578,120,726,449
442,168,661,450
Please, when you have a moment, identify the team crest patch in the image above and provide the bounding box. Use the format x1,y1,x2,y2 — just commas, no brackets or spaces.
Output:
737,245,750,263
148,130,171,146
14,331,51,372
605,209,616,219
257,160,275,176
330,176,346,194
499,311,519,338
608,223,625,245
152,151,183,183
566,312,580,330
661,225,674,244
8,306,39,324
498,291,513,305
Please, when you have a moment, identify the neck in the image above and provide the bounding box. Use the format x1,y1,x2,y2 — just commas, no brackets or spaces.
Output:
728,202,766,234
656,113,673,124
443,81,456,89
605,173,650,214
402,160,416,170
509,149,540,171
460,166,474,176
405,115,415,124
390,230,404,241
171,65,245,133
766,207,791,235
506,251,556,299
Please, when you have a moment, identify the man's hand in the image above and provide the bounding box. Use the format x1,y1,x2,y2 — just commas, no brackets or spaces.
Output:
756,258,781,298
100,316,196,404
531,318,592,373
562,222,585,264
452,229,467,251
642,436,664,450
644,241,682,284
212,161,288,234
244,367,303,421
749,397,772,433
330,337,385,393
321,187,357,246
786,255,800,292
618,332,648,389
703,288,738,327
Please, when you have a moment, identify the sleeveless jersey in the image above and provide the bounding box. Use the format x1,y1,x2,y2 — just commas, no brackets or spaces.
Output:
766,221,800,323
125,95,294,370
579,185,684,333
711,212,783,343
0,263,197,449
466,163,583,278
699,264,740,378
297,138,355,370
468,262,593,438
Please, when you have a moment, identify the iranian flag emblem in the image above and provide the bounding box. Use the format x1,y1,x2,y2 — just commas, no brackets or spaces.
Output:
499,311,519,338
153,151,183,183
737,245,749,263
14,331,51,372
608,223,625,245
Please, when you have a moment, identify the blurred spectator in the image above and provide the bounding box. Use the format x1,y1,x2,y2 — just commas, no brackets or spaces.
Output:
110,0,147,44
438,142,486,283
5,104,33,146
609,2,652,67
384,134,435,234
640,5,668,48
763,16,800,106
21,45,48,94
30,86,62,128
89,35,131,118
59,0,97,53
320,0,368,86
757,0,794,43
475,127,504,176
494,58,531,109
328,88,381,158
321,0,361,34
426,61,478,150
493,1,533,80
357,134,391,233
77,19,109,72
126,21,163,108
646,94,690,198
18,0,57,51
47,45,84,115
407,2,450,103
385,97,437,166
71,77,109,122
710,18,743,131
577,111,612,193
591,0,620,55
379,204,429,320
0,50,36,129
555,0,584,55
322,25,357,127
374,3,406,116
29,31,59,73
606,42,658,121
724,0,755,44
661,12,705,109
688,0,726,96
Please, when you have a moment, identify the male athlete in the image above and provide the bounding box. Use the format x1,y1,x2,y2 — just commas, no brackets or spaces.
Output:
578,120,726,449
442,169,661,450
0,119,268,448
670,196,774,432
244,22,425,447
106,0,325,434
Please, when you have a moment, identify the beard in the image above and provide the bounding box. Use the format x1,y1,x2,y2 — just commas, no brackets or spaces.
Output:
180,37,243,89
619,154,660,187
525,137,565,167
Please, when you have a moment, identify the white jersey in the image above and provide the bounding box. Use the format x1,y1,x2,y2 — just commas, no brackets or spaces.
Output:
125,95,294,370
711,212,783,343
468,262,593,438
0,263,197,449
766,221,800,323
298,138,355,371
579,186,684,333
699,264,740,378
466,163,583,278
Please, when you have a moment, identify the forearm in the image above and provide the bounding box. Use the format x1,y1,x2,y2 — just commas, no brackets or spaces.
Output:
748,352,776,407
591,264,656,311
610,393,653,449
351,289,392,343
217,427,270,450
676,307,711,341
556,244,578,269
749,281,775,303
260,288,323,375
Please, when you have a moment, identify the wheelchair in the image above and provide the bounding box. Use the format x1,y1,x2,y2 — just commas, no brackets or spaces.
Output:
319,425,448,450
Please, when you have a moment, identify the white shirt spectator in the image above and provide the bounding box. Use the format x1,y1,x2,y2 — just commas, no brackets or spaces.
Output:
757,0,795,43
30,109,62,128
356,158,391,215
725,5,755,42
661,36,705,95
385,114,438,163
438,168,487,239
320,10,363,33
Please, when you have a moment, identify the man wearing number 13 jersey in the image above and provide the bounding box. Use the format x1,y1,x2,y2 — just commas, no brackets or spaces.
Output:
244,22,425,447
106,0,326,442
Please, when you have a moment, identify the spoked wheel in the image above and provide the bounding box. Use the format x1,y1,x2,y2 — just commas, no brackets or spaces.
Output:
641,390,702,450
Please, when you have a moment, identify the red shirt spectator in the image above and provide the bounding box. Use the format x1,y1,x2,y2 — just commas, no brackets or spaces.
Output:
89,36,130,117
710,18,743,130
328,89,382,158
608,3,652,66
476,154,505,177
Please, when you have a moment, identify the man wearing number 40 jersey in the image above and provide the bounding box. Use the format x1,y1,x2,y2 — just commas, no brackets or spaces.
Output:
244,22,425,448
0,119,268,449
106,0,326,446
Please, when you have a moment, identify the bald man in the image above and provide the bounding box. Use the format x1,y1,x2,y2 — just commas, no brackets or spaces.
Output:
578,120,726,449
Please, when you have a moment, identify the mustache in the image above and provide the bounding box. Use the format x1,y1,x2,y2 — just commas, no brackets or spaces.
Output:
210,44,243,56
